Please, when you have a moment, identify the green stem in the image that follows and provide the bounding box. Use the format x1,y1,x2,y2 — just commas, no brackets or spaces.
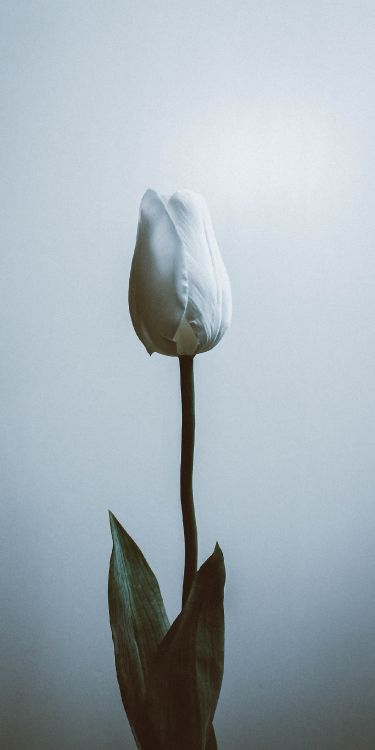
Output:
179,355,198,608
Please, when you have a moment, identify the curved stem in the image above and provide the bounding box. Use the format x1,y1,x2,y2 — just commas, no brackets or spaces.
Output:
179,355,198,608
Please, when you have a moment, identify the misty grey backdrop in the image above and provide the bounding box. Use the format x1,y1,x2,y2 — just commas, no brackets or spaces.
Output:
1,1,375,749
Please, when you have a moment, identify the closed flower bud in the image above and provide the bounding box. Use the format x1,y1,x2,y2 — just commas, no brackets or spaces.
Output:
129,189,232,356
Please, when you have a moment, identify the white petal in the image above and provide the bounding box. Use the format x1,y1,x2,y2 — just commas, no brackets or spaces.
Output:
173,315,198,355
167,191,232,352
129,190,188,355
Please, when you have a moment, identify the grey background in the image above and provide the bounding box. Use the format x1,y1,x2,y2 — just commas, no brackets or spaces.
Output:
1,1,375,748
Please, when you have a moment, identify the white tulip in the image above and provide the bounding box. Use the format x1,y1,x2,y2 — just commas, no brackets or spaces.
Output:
129,189,232,356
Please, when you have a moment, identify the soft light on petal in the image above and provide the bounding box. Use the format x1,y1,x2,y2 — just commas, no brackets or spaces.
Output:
128,189,231,356
173,316,198,356
168,190,232,353
129,190,188,355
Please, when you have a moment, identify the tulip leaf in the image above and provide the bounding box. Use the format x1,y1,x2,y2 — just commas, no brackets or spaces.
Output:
206,726,218,750
108,511,170,748
143,544,225,750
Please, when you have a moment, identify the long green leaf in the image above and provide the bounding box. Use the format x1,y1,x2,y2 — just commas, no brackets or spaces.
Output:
108,511,169,748
143,544,225,750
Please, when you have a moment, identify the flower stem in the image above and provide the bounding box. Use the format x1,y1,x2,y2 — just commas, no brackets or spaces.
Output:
179,355,198,608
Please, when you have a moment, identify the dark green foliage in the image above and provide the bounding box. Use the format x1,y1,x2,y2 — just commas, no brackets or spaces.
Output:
108,512,225,750
108,512,169,748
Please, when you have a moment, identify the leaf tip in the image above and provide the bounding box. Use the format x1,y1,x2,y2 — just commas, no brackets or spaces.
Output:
108,510,121,540
214,542,223,558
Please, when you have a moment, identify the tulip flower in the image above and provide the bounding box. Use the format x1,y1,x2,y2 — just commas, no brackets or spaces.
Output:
128,189,232,357
108,189,231,750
